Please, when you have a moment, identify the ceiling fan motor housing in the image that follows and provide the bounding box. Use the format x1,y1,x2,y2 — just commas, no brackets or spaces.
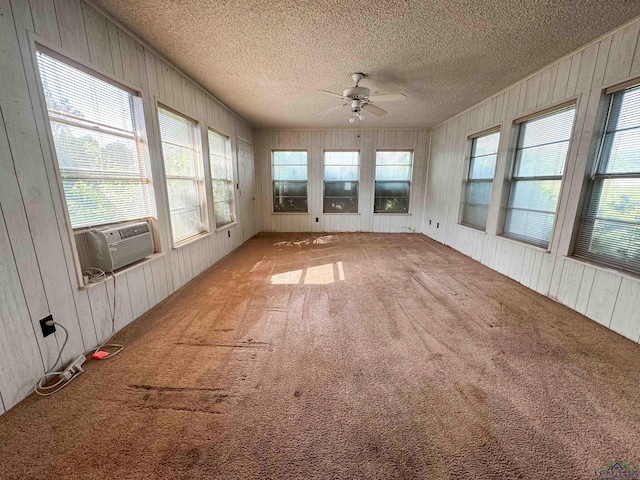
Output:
343,86,370,99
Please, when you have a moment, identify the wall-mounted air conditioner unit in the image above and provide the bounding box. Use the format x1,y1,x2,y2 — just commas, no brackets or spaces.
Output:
87,221,154,272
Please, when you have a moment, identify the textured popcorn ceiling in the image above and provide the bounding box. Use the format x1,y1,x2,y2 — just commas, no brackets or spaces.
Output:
93,0,640,128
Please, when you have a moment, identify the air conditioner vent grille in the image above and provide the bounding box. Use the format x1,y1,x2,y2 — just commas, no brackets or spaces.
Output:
119,222,150,239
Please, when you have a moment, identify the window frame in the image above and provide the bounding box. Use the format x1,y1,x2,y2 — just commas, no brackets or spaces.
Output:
374,149,414,215
157,103,209,247
323,149,361,215
207,128,236,229
501,102,577,249
35,45,156,231
459,129,500,230
573,81,640,276
271,149,309,214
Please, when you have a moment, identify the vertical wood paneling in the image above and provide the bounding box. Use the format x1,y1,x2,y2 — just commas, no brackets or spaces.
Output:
423,17,640,347
0,0,255,414
29,0,60,46
81,2,113,73
53,0,89,60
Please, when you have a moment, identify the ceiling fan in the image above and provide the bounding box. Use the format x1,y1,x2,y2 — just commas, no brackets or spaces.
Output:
318,73,406,123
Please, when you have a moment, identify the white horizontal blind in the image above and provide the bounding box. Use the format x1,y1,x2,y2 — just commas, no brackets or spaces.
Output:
461,131,500,230
36,50,155,229
324,151,359,214
575,85,640,275
375,151,413,213
158,107,206,244
272,151,308,212
504,106,576,248
208,130,235,228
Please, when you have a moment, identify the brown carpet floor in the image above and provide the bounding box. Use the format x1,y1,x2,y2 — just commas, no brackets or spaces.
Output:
1,232,640,479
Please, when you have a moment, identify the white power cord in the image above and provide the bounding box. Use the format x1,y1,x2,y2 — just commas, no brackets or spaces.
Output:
87,270,124,360
34,322,85,396
34,269,124,397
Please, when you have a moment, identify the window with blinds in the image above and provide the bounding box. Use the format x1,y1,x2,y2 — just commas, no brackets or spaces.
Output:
158,107,206,244
461,131,500,230
36,49,155,229
324,151,359,214
574,84,640,275
503,106,576,248
208,130,235,228
374,151,413,213
272,151,308,212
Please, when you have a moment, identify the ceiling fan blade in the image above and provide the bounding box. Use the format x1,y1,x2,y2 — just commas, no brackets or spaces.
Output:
319,90,347,99
317,103,348,116
367,93,407,103
362,103,387,116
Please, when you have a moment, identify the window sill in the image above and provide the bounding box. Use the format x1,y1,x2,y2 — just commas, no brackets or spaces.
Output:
78,252,165,290
215,221,237,232
375,213,412,216
497,234,550,253
272,212,309,215
323,213,360,215
457,223,487,233
172,231,211,250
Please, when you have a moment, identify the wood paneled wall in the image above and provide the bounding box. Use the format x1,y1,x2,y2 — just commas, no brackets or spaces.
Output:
423,17,640,345
0,0,255,413
254,129,429,233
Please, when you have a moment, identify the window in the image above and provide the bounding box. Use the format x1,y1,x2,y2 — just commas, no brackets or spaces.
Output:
36,49,155,228
375,151,413,213
503,105,576,248
272,151,308,212
575,84,640,275
324,151,359,213
208,130,235,228
461,131,500,229
158,106,206,245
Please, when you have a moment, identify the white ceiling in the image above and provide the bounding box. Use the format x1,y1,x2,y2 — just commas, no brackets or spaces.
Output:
93,0,640,129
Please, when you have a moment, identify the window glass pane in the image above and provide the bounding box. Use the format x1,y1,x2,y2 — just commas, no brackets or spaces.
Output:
36,51,154,229
466,181,493,206
518,108,575,148
163,143,197,177
376,151,412,165
468,154,497,179
324,151,359,165
613,86,640,130
504,209,556,247
472,131,500,156
38,52,133,132
325,165,358,181
462,204,489,230
576,85,640,274
601,129,640,174
208,130,235,227
273,151,308,165
461,131,500,230
375,182,409,213
324,181,358,213
504,107,575,246
508,179,561,212
375,165,411,181
273,181,307,212
158,107,204,243
274,165,308,181
514,143,569,177
375,151,411,213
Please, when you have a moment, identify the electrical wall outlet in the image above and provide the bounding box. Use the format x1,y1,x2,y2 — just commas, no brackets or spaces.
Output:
227,230,231,238
316,217,319,222
39,315,55,337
